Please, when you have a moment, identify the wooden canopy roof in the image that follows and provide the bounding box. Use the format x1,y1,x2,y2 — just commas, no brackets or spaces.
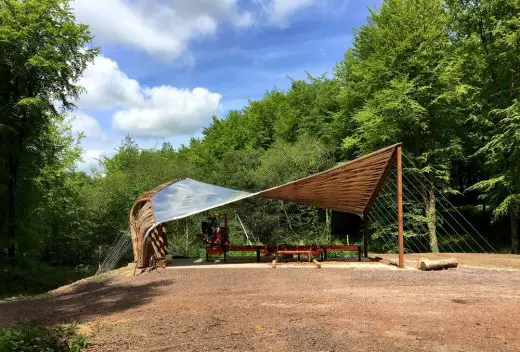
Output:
258,143,400,217
130,143,403,268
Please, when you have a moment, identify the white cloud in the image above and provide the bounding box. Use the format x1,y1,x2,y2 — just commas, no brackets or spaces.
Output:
112,87,221,138
77,149,106,172
70,112,107,141
77,55,222,138
78,56,142,109
72,0,254,59
264,0,317,26
72,1,317,60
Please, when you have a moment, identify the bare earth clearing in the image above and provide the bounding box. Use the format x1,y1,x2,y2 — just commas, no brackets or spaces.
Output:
1,254,520,351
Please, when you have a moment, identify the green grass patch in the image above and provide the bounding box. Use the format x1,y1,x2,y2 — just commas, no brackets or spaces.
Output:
0,323,88,352
0,263,95,299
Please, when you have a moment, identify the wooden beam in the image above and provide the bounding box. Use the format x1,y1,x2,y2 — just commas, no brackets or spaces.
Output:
363,146,398,216
363,216,369,258
397,145,404,268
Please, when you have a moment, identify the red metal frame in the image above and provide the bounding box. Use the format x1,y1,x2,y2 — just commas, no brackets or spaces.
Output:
205,243,363,262
201,213,364,263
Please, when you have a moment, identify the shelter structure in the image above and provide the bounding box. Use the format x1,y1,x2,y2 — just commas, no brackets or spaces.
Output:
130,143,404,268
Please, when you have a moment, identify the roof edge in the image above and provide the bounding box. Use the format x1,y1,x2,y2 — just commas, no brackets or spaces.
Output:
257,143,401,196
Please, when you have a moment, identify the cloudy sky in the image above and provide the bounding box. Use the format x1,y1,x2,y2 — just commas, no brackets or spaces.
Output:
69,0,380,171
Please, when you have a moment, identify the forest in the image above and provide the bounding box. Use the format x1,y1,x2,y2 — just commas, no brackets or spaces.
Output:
1,0,519,296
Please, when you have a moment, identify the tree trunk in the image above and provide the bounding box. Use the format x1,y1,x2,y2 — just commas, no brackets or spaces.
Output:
325,209,332,236
7,152,19,261
511,207,519,254
426,186,439,253
185,219,189,255
363,217,369,258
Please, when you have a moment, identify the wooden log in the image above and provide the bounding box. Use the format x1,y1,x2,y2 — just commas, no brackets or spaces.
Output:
312,259,321,269
417,257,458,271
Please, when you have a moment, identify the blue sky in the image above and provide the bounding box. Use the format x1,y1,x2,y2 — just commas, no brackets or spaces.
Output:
69,0,381,171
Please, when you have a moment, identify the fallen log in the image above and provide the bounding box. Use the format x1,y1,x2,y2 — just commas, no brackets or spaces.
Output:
417,257,458,271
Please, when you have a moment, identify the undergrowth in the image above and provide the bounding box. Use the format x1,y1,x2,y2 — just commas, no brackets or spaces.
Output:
0,323,88,352
0,262,95,299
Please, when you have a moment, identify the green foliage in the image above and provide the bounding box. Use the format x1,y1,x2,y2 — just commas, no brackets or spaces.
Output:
335,0,465,184
2,0,520,298
334,0,473,251
0,0,98,265
446,0,520,251
0,262,94,298
254,135,334,188
470,102,520,219
0,323,88,352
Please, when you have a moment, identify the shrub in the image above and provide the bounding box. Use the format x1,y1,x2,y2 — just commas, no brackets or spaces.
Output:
0,323,88,352
0,263,95,298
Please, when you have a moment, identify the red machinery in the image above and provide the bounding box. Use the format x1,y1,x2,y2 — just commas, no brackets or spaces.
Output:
199,214,362,263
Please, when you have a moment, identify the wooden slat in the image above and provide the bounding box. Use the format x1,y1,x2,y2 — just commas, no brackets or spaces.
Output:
259,144,400,216
363,149,397,216
130,179,178,268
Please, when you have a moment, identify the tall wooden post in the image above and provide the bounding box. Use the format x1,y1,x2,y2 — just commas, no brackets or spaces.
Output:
396,145,405,268
363,216,368,258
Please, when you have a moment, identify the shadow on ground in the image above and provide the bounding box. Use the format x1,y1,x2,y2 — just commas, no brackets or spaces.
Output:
0,272,172,328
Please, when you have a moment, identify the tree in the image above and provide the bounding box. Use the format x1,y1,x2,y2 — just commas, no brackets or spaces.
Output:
285,75,344,149
468,103,520,253
252,136,335,243
448,0,520,253
254,135,334,189
246,89,292,150
0,0,97,263
335,0,469,252
38,123,92,266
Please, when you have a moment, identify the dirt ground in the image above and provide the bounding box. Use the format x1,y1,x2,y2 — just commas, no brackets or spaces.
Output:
1,255,520,351
382,252,520,270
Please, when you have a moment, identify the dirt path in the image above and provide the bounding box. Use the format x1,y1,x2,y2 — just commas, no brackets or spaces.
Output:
1,262,520,351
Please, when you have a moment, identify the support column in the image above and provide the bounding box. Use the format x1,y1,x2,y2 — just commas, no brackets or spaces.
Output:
396,145,405,268
363,217,368,258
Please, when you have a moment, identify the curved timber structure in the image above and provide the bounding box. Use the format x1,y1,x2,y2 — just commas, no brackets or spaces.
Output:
129,180,176,267
130,143,404,268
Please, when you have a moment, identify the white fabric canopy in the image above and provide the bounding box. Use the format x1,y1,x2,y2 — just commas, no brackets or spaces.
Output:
151,178,258,224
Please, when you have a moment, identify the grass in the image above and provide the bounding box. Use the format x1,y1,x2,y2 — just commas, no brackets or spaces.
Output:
0,323,88,352
0,263,94,300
